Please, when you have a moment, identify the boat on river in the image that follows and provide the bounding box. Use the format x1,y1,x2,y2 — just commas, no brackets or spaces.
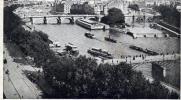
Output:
64,43,79,56
129,45,159,55
49,42,61,48
76,19,109,30
87,48,113,59
84,32,94,39
104,35,117,43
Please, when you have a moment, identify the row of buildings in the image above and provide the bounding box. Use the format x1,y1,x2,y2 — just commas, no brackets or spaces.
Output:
4,0,181,14
53,0,131,14
53,0,181,15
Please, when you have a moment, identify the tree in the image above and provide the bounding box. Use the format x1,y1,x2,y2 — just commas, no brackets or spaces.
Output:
70,2,94,14
43,55,179,99
153,4,180,28
101,8,125,26
128,4,140,11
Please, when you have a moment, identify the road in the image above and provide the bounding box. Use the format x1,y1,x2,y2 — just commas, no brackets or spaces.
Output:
3,44,42,99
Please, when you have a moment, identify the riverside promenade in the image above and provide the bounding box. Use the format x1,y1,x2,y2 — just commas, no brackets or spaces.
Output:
3,43,43,99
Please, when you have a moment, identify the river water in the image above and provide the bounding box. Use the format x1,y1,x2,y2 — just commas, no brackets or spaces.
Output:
34,18,180,56
34,20,146,58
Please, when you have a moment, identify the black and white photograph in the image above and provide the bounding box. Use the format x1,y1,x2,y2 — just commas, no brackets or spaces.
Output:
3,0,181,99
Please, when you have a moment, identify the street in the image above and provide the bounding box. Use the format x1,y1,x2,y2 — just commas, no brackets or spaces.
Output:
3,43,42,99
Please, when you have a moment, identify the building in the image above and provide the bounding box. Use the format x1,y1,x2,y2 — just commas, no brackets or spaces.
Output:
145,0,172,6
94,3,104,14
54,0,73,14
103,0,130,15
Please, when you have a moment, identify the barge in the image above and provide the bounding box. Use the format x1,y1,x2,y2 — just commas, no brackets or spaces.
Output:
76,19,109,30
87,48,113,59
104,35,117,43
84,32,95,39
129,45,159,55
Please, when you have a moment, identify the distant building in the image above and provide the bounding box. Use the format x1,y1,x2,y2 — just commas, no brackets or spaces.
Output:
103,0,130,15
145,0,172,6
94,3,104,14
55,0,73,14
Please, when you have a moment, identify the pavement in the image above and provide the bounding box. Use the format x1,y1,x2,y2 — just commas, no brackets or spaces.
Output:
3,43,43,99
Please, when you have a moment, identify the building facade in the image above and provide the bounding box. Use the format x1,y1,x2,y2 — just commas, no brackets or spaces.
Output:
145,0,172,6
55,0,73,14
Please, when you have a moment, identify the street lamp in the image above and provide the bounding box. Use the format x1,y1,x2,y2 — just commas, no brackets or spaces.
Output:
176,5,181,34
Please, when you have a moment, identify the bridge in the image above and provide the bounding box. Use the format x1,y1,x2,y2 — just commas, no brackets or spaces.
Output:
102,53,180,65
101,53,180,95
155,22,180,37
26,14,158,25
26,14,103,24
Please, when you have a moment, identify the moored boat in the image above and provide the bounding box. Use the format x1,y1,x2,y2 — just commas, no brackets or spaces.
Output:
87,48,113,59
84,32,94,39
76,19,109,30
104,35,117,43
129,45,159,55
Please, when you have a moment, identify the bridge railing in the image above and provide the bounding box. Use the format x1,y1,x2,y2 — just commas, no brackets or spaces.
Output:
103,53,180,65
26,14,103,18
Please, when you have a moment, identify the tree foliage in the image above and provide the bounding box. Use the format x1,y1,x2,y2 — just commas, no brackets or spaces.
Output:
128,4,140,11
70,2,95,14
153,4,180,28
4,5,54,67
54,3,64,12
101,8,125,26
4,5,22,35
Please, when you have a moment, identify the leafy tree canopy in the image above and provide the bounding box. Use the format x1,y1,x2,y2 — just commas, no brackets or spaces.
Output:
101,8,125,26
153,4,180,28
128,4,140,11
70,2,94,14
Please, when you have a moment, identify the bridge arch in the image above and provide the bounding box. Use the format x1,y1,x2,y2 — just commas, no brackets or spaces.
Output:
88,16,100,21
61,17,74,24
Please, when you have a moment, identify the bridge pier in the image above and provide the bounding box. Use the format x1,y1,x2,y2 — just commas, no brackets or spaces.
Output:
143,15,146,27
94,16,101,22
132,15,135,27
30,17,33,24
98,17,101,22
70,17,74,24
152,63,167,80
57,16,61,24
43,17,47,24
163,67,166,77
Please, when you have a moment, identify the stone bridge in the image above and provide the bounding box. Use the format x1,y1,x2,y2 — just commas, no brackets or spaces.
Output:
103,53,180,65
26,14,104,24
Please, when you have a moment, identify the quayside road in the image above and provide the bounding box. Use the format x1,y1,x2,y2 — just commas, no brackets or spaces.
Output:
3,44,43,99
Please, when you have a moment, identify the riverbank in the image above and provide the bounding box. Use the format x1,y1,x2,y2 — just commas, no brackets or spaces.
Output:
3,42,42,99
